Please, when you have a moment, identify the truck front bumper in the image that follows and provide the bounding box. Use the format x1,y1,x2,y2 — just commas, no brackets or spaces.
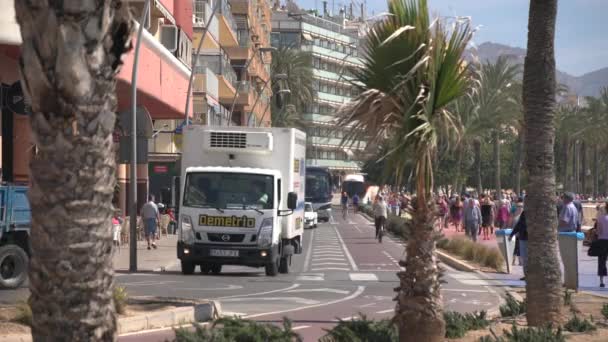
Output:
177,241,278,267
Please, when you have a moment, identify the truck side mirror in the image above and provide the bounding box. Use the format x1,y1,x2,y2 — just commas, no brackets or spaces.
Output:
287,192,297,210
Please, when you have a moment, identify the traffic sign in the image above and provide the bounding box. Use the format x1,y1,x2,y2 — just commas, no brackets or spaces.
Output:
6,81,30,115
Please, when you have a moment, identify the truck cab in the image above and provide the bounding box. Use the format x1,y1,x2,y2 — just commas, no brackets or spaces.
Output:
0,185,31,288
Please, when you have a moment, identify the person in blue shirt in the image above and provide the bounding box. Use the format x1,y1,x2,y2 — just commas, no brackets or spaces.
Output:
352,194,360,213
341,192,349,219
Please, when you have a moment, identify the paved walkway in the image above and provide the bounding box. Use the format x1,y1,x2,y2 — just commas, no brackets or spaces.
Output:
440,224,608,297
112,234,179,272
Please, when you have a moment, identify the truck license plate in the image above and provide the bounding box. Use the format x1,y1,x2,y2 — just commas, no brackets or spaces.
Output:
210,249,239,257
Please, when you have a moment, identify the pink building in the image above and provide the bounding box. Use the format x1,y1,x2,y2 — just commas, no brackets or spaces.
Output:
0,0,193,214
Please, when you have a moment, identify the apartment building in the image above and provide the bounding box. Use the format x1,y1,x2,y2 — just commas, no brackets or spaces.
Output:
192,0,273,128
0,0,194,214
271,5,367,176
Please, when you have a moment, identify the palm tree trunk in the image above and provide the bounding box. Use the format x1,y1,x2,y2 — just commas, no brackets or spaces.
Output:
561,137,569,191
15,2,132,340
593,145,599,199
474,138,482,196
514,132,525,196
522,0,562,326
494,130,501,195
581,141,587,195
453,145,465,197
572,140,580,193
396,152,445,342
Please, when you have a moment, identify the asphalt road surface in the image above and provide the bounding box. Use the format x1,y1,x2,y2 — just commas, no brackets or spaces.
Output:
115,211,503,341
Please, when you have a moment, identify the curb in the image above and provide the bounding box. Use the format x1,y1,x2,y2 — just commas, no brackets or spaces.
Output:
436,250,478,273
118,300,221,334
0,301,221,341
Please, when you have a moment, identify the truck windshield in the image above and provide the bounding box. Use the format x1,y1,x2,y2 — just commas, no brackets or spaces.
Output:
183,172,274,210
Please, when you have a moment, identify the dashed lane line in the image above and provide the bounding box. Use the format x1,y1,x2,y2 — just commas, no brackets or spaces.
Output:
334,225,359,271
303,229,314,272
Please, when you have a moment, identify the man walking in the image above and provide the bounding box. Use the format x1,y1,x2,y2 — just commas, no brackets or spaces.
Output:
141,195,160,250
464,199,482,242
559,192,579,233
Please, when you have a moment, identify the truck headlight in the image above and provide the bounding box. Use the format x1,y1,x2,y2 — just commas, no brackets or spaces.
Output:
258,218,273,248
180,215,195,243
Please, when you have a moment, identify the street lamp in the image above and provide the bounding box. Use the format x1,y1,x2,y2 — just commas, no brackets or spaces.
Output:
246,73,287,126
227,46,277,126
129,0,151,272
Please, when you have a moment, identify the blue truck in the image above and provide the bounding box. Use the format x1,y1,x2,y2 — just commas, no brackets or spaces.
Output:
0,185,31,288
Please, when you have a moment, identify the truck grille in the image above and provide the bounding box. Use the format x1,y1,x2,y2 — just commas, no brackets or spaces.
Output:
207,233,245,243
210,132,247,149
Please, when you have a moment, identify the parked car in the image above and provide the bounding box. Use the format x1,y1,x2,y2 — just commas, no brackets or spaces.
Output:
304,202,318,229
0,184,31,289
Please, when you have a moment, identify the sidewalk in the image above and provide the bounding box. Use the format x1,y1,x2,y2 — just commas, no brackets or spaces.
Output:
441,224,608,297
112,234,179,272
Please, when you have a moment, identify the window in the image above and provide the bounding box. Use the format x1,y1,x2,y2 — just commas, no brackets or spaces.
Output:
0,189,5,222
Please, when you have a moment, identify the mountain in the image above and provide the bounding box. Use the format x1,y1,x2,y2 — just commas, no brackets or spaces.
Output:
471,42,607,97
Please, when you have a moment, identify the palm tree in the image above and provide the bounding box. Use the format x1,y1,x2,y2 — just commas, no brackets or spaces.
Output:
15,1,132,340
474,57,521,196
522,0,562,326
335,1,473,340
270,46,315,127
582,88,608,197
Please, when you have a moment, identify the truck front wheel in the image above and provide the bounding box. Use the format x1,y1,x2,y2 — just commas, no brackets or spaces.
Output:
181,261,196,275
0,245,28,289
265,257,279,276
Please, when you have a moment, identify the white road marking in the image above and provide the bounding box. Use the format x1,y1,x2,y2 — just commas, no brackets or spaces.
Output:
175,284,244,291
286,288,350,295
220,297,320,305
303,229,314,272
375,309,394,314
213,284,300,300
244,286,366,319
311,267,351,271
334,226,358,271
221,312,246,317
119,322,208,337
441,288,492,293
293,325,311,331
296,274,325,281
313,252,346,256
359,302,377,308
349,273,379,281
121,280,181,286
311,262,349,266
313,257,347,261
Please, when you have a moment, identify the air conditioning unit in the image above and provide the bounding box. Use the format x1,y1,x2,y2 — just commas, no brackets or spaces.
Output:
204,131,273,154
160,25,178,52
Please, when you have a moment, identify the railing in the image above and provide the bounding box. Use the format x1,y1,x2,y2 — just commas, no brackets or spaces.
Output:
219,0,238,35
300,14,359,38
237,29,251,47
193,53,238,87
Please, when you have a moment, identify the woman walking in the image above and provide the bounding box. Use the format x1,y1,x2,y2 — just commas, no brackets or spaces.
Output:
510,211,528,281
480,194,495,240
450,196,464,232
593,202,608,287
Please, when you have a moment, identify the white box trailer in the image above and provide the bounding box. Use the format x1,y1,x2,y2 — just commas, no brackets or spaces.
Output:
177,126,306,276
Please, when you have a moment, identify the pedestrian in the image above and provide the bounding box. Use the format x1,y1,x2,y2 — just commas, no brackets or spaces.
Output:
510,211,528,281
352,193,360,214
451,196,464,232
480,194,494,240
141,195,160,250
558,192,579,232
373,195,388,242
573,196,584,232
590,201,608,287
436,194,448,230
464,199,482,242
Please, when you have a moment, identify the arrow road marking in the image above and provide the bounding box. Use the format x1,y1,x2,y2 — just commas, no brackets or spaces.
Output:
213,284,300,300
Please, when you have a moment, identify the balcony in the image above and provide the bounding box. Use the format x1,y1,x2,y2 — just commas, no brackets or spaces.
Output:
194,53,237,103
218,0,239,47
193,0,219,42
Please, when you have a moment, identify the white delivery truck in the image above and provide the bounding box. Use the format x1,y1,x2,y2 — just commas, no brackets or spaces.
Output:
177,126,306,276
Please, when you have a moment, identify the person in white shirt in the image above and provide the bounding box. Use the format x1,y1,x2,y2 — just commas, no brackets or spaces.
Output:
141,195,160,250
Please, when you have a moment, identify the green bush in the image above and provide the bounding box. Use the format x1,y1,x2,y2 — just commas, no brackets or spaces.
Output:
113,285,128,315
602,303,608,320
12,300,32,327
444,311,490,338
320,314,397,342
174,317,301,342
499,293,526,318
564,315,596,332
479,325,565,342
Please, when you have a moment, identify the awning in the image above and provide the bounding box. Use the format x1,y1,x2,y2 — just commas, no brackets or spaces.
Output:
302,33,313,41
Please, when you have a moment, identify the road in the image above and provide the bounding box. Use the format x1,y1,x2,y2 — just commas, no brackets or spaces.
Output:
115,212,502,341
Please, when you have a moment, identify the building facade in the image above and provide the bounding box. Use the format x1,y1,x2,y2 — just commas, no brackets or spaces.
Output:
192,0,273,128
271,7,367,177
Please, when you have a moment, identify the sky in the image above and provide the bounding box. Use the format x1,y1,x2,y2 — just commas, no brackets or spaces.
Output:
294,0,607,76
